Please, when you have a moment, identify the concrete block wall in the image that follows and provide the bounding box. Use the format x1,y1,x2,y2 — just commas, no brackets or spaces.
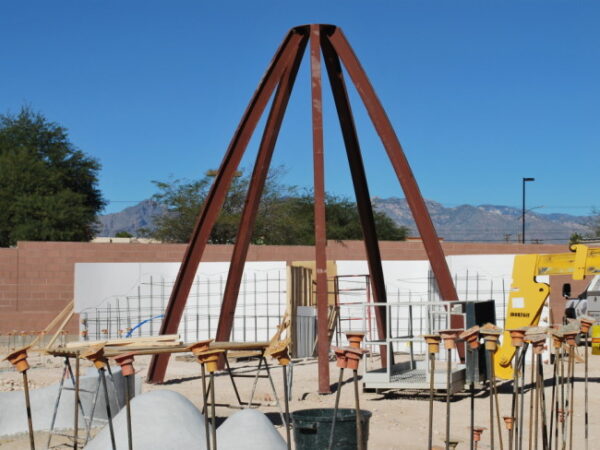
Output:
0,240,570,334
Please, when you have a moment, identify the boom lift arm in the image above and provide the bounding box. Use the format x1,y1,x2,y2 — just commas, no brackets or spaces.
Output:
494,244,600,380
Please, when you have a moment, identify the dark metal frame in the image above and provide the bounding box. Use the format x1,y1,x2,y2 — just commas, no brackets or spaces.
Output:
147,25,459,390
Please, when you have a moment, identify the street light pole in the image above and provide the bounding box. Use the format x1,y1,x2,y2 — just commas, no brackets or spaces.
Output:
522,177,535,244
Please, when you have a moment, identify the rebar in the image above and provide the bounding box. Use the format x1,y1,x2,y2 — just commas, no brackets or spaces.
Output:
490,351,503,450
560,344,566,450
74,353,80,450
529,357,535,450
446,348,452,450
549,351,558,450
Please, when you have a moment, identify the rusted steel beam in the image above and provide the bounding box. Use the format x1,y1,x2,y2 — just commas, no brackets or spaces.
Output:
147,28,308,384
321,29,390,367
326,27,462,357
310,25,331,393
325,27,458,304
215,33,309,348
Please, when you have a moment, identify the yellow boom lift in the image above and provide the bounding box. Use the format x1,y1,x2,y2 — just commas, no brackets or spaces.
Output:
494,244,600,379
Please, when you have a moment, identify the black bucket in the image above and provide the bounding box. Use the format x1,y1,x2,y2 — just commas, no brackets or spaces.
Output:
292,408,372,450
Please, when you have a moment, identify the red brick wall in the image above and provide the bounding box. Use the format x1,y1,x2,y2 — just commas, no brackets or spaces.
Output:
0,240,570,334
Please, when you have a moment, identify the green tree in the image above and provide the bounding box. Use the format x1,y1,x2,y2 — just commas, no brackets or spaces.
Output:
115,231,134,238
569,232,583,245
588,209,600,238
146,169,408,244
0,108,105,246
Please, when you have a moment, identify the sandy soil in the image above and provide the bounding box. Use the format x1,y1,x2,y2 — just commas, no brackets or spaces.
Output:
1,348,599,449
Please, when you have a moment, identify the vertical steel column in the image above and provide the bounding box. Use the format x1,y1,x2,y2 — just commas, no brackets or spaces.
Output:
215,30,308,347
148,28,307,383
326,27,458,304
310,24,331,393
321,28,390,366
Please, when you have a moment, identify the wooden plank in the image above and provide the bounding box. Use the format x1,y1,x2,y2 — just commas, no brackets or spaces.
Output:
65,334,180,349
45,310,75,350
30,300,74,348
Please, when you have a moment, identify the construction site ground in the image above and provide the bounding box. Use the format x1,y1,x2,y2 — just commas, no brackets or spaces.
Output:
1,350,599,449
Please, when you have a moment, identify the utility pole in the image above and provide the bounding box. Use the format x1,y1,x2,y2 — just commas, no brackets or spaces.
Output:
522,177,535,243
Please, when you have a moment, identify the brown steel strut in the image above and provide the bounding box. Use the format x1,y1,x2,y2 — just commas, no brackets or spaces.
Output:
148,24,457,387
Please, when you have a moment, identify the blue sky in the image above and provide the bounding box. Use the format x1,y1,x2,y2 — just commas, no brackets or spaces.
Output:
1,1,598,215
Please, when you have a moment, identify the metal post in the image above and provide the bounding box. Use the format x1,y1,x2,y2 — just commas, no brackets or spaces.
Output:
522,177,535,244
537,353,548,450
519,344,529,450
125,375,132,450
511,347,520,450
99,368,116,450
328,368,344,450
282,365,291,450
584,330,589,450
487,349,495,450
568,347,574,450
201,364,211,450
353,369,363,450
22,371,35,450
210,371,217,450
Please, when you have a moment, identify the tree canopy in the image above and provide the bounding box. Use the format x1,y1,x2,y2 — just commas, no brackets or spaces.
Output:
145,168,408,245
0,108,105,246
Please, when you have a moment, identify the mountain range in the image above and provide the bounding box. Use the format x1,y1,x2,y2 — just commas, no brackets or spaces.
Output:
97,198,592,243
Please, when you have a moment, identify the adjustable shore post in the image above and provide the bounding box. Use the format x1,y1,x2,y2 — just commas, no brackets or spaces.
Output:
461,326,481,450
114,352,136,450
481,324,503,450
188,340,214,450
268,340,293,450
344,346,367,450
549,329,563,450
424,333,442,450
329,347,347,450
508,328,527,450
82,345,116,450
579,316,595,450
563,326,578,450
5,347,35,450
440,329,463,450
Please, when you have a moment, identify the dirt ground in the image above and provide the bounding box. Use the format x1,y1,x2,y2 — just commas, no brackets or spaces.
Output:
1,348,599,449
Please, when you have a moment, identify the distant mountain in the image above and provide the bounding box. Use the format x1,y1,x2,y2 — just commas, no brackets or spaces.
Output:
97,197,592,243
97,199,165,237
372,198,591,243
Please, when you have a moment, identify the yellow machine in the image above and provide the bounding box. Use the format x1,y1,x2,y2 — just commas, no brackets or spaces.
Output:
494,244,600,379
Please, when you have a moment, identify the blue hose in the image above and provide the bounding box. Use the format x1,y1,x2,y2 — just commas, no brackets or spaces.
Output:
125,314,164,338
